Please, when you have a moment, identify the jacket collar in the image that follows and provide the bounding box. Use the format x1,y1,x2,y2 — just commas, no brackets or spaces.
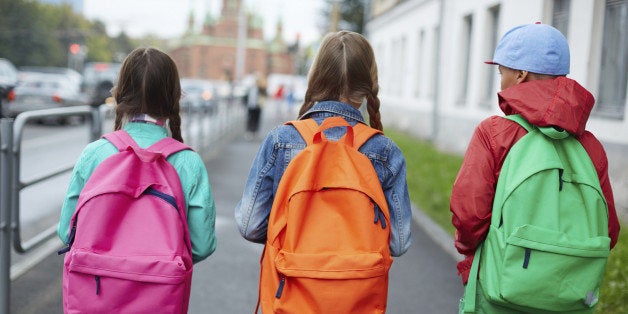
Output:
300,101,366,124
498,77,594,135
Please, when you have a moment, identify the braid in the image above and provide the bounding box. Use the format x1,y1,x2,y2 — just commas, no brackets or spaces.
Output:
169,114,184,142
113,107,124,131
113,114,122,131
367,96,383,131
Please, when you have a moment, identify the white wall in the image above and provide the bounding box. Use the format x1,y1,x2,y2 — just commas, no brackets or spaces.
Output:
367,0,628,147
367,0,628,215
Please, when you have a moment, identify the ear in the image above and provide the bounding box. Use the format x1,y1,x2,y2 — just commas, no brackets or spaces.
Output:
517,70,529,83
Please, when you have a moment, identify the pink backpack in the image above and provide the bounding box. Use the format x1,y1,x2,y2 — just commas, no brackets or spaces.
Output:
59,130,193,313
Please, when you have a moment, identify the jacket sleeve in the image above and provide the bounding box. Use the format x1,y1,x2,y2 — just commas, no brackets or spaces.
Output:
449,119,499,284
383,143,413,257
58,158,87,243
177,151,217,264
234,133,277,243
579,132,621,249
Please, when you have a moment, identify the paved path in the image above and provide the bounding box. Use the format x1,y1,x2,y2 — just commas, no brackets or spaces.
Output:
11,105,463,313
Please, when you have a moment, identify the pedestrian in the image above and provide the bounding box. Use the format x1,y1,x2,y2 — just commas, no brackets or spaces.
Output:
450,23,620,313
57,47,217,312
245,76,264,140
235,30,412,313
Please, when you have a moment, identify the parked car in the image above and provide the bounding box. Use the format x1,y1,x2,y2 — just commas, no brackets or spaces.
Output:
180,78,216,115
4,72,89,124
18,66,83,86
0,58,18,117
82,62,121,106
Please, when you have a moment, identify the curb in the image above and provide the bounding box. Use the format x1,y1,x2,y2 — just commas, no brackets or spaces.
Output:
411,204,464,262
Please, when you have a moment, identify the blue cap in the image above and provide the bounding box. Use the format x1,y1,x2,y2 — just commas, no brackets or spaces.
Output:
486,23,570,75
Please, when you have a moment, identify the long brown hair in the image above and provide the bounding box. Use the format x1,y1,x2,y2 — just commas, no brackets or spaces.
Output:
112,47,184,142
298,31,383,131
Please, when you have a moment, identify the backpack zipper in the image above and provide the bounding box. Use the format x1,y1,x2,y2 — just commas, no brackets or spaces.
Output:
144,187,179,211
275,275,285,299
373,204,387,229
57,225,76,255
523,248,531,269
95,275,101,295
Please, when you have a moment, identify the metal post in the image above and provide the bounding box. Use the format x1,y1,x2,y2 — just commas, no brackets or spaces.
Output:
431,0,445,142
0,118,14,314
90,106,102,141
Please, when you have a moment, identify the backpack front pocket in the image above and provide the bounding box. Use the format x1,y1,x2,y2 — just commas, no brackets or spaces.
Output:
64,250,190,313
499,225,610,312
273,250,390,314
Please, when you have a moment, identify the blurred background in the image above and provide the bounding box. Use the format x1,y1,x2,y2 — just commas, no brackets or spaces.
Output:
0,0,626,312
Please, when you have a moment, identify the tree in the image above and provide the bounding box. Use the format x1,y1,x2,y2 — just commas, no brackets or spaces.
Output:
320,0,366,35
0,0,134,68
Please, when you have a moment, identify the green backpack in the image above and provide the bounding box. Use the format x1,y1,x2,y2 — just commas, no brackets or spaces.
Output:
462,114,610,313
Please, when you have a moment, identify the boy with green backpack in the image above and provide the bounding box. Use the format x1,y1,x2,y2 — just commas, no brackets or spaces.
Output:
450,23,621,313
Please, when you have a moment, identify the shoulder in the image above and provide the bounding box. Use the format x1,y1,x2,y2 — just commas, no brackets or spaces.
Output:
361,131,404,165
78,138,118,168
577,131,609,171
168,148,207,172
266,123,308,149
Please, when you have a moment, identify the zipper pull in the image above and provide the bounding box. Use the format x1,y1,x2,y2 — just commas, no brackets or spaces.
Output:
58,226,77,255
523,248,531,269
373,204,386,229
95,276,101,295
275,276,285,299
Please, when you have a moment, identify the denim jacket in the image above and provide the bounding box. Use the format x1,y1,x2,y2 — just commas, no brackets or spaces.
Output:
235,101,412,256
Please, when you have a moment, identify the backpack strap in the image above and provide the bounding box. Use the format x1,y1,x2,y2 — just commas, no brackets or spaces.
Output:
461,243,482,313
103,130,191,158
287,119,318,146
103,130,139,151
506,114,570,139
148,137,192,158
352,122,383,148
288,117,382,148
505,114,533,132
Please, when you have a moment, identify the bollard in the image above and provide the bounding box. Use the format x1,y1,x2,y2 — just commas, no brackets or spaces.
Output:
0,118,14,314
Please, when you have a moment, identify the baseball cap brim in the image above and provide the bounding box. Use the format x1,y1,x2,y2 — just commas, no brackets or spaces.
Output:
484,60,498,65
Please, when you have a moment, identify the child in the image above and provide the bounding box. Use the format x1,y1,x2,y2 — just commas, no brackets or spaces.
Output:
235,31,413,312
450,23,620,312
58,48,217,268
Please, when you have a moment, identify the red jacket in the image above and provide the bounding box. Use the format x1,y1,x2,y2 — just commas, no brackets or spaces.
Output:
450,77,621,284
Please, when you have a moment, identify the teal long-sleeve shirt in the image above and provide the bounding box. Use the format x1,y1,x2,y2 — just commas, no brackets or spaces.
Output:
57,122,217,263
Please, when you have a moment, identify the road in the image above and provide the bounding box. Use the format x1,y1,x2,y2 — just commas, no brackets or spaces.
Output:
10,105,463,313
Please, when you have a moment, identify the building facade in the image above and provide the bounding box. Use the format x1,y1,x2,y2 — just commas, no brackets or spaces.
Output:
168,0,296,81
366,0,628,214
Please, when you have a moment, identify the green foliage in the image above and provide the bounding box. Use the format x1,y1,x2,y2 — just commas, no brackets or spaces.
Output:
0,0,139,67
387,128,626,313
385,129,462,235
596,230,627,313
321,0,365,34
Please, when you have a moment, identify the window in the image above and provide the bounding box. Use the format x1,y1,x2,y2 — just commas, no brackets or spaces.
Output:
595,0,628,119
400,36,407,97
430,26,438,98
482,5,500,107
552,0,571,38
415,30,425,98
458,14,473,105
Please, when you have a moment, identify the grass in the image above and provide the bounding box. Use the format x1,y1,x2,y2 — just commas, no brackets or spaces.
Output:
386,128,627,314
385,129,461,235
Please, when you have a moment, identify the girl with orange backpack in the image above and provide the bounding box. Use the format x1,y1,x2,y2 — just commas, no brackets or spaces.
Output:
235,31,413,313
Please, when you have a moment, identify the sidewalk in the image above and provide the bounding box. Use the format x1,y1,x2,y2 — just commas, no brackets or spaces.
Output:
10,103,463,313
188,103,463,313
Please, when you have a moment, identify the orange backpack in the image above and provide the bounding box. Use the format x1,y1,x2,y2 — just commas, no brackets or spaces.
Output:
257,117,393,314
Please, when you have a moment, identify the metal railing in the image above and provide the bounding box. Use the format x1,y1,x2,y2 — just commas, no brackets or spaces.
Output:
0,96,245,314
